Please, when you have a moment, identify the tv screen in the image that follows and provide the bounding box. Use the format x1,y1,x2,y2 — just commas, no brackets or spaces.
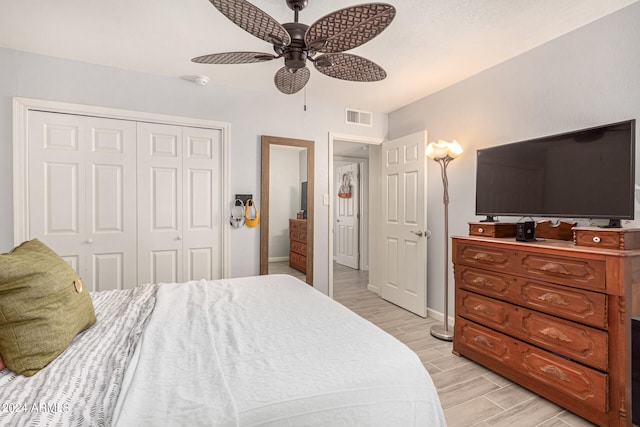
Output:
475,120,636,221
300,181,308,212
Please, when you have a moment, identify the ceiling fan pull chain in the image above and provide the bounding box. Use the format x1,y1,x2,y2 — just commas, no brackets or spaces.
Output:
304,86,307,111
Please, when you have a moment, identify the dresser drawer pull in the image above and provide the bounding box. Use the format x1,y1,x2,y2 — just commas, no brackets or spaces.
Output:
537,292,569,306
472,252,494,262
477,227,484,233
539,326,572,342
538,262,570,275
540,364,570,382
473,335,493,348
592,236,601,243
473,304,494,316
471,276,493,288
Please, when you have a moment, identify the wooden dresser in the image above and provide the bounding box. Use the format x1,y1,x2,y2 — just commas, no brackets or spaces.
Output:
452,235,640,426
289,219,307,273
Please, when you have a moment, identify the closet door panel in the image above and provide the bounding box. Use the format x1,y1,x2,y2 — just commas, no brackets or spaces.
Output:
87,118,137,291
183,127,223,281
137,122,183,285
28,111,136,291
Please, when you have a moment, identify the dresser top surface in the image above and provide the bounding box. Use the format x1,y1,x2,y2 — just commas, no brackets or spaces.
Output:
453,235,640,257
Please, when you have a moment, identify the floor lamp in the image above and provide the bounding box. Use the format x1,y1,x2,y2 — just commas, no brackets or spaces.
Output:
426,139,463,341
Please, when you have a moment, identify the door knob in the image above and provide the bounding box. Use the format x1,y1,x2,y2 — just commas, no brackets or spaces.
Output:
177,235,183,240
86,239,94,244
411,231,424,237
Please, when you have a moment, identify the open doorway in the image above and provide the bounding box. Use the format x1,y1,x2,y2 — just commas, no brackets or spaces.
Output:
328,133,383,299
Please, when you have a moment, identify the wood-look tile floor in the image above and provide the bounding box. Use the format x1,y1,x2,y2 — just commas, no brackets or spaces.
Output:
331,262,596,427
268,261,306,280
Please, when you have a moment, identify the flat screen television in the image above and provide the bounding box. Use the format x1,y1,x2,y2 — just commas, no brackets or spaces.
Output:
300,181,308,218
475,120,636,226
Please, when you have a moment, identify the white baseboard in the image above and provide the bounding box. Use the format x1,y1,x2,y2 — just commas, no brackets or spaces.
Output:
367,283,379,294
426,307,455,328
268,256,289,262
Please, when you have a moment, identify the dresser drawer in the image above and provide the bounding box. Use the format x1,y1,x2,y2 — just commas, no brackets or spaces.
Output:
290,239,307,256
455,242,606,291
289,219,307,231
456,265,607,329
289,251,306,273
455,318,608,413
290,229,307,243
457,290,608,371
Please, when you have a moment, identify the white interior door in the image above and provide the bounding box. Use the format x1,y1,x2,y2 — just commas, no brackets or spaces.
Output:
380,131,428,317
137,122,184,284
335,163,359,269
28,111,137,291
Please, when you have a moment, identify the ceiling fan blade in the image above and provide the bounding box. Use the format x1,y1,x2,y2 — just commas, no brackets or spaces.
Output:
209,0,291,46
305,3,396,53
314,53,386,82
274,66,310,94
191,51,277,64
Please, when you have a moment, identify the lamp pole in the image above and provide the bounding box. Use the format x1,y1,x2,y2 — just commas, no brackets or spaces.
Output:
426,139,462,342
430,155,454,341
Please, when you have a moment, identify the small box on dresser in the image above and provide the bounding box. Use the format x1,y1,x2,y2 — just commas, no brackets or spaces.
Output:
452,234,640,426
574,227,640,250
468,222,517,238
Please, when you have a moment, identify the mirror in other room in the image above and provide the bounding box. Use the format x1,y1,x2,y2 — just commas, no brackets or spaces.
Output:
260,135,314,285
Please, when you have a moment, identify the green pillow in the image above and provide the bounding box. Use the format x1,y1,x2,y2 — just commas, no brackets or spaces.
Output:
0,239,96,376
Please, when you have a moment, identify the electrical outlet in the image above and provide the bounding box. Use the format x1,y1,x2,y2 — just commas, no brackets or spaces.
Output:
323,194,329,205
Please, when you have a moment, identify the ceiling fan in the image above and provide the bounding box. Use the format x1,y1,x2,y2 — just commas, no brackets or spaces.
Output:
192,0,396,94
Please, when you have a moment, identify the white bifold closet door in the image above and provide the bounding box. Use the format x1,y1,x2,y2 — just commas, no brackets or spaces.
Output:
27,111,223,291
28,111,138,291
136,123,222,285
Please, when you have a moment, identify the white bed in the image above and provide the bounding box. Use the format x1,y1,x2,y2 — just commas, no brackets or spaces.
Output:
0,274,445,426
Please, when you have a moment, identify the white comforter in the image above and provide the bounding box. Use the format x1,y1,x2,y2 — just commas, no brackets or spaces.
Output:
113,275,445,426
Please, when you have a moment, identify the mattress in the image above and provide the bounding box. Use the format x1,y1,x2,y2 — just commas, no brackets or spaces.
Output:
1,274,445,426
114,275,444,426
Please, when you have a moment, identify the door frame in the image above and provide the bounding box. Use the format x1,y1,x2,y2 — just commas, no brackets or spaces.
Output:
328,133,383,299
13,97,231,278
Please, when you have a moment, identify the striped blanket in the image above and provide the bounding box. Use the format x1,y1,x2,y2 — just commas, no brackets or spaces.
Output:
0,284,157,427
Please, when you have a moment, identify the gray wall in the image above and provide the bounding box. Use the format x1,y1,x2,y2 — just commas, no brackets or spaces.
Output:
0,48,388,295
389,2,640,318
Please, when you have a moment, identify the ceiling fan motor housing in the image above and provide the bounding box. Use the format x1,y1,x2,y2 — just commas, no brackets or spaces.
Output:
282,22,309,71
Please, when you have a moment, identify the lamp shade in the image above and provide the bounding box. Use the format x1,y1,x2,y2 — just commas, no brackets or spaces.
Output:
426,139,463,160
449,140,464,158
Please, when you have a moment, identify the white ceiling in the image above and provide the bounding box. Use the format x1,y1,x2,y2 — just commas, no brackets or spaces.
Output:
1,0,636,113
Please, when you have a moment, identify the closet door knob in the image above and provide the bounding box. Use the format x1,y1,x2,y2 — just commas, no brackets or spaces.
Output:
177,235,183,241
86,239,94,244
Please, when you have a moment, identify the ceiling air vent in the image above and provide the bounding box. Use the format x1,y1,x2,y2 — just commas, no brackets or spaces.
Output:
346,108,373,127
